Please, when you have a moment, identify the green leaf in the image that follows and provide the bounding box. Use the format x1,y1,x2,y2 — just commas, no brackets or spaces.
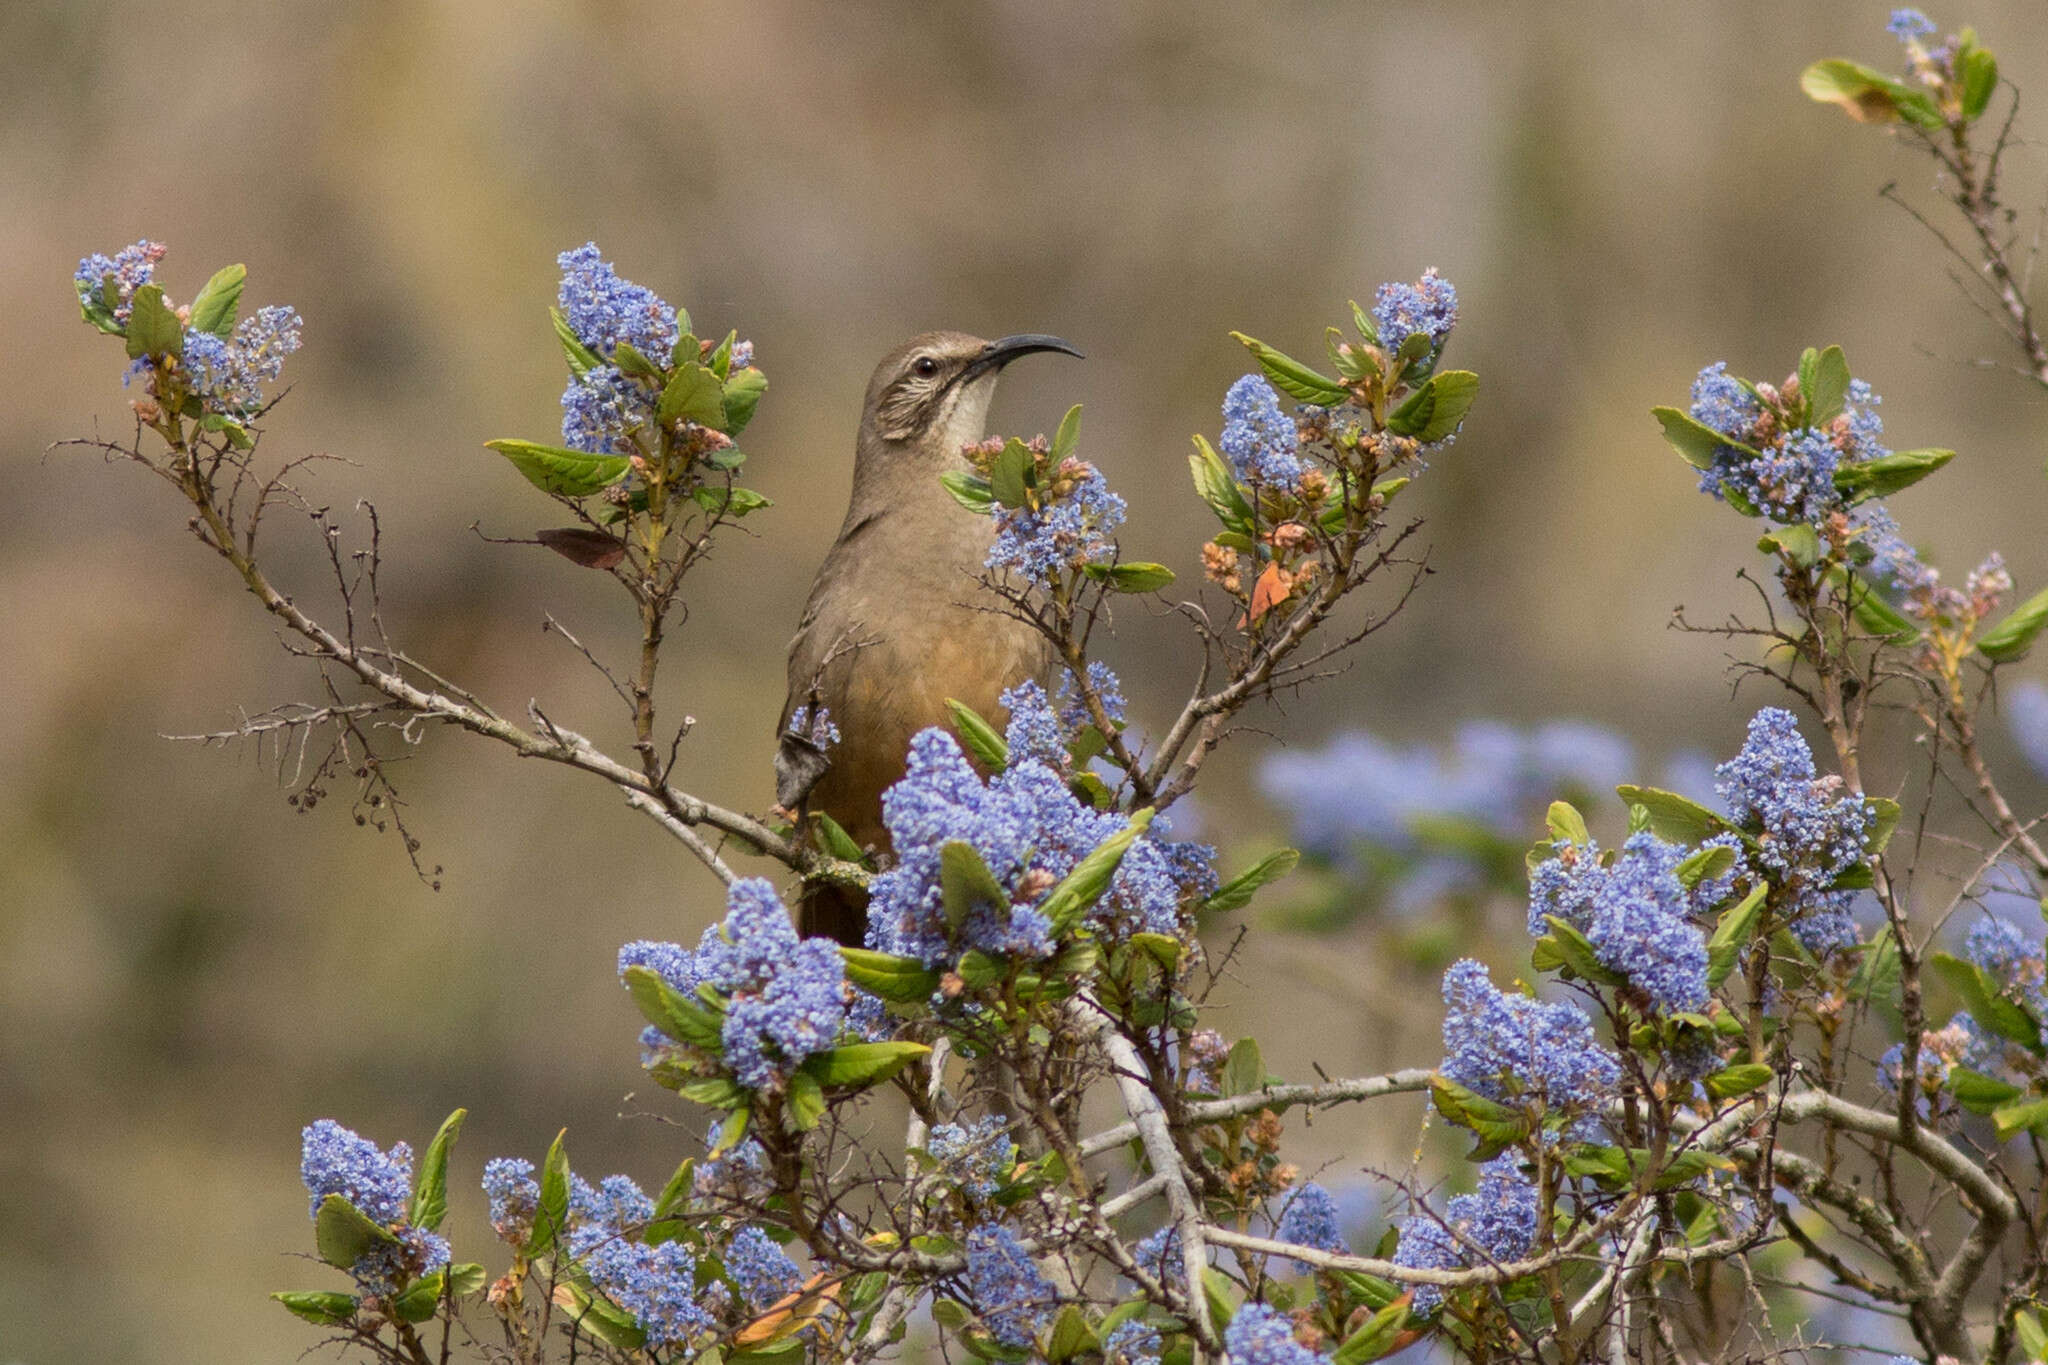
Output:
708,330,736,380
1958,42,1999,122
484,439,631,497
1045,1304,1098,1363
1706,884,1769,988
391,1270,449,1323
839,947,943,1003
714,1106,752,1155
1082,561,1177,593
2016,1307,2048,1361
1052,404,1083,461
1187,435,1254,531
314,1193,397,1271
1930,953,2041,1052
1801,58,1945,131
1535,916,1627,987
652,1156,696,1221
989,441,1036,509
680,1076,747,1107
1993,1095,2048,1143
1201,848,1300,914
1348,298,1379,345
1866,796,1901,857
1758,524,1821,568
1229,332,1350,405
622,964,723,1050
1848,925,1901,1003
1703,1062,1773,1101
411,1108,466,1233
124,284,183,360
1675,842,1737,893
1978,584,2048,662
1613,785,1728,844
1831,566,1922,644
1834,448,1954,501
1545,801,1590,846
1948,1065,2023,1114
941,839,1008,930
940,470,995,515
811,810,867,865
527,1129,572,1257
802,1040,932,1088
659,363,728,428
550,306,600,376
1651,406,1751,472
1805,345,1850,426
1221,1036,1265,1097
1385,381,1435,438
946,698,1010,772
559,1283,648,1352
273,1290,358,1326
188,263,246,337
1429,1076,1533,1159
784,1069,826,1130
612,340,662,379
1201,1267,1240,1330
692,485,773,518
1129,932,1182,976
1332,1300,1409,1364
1038,808,1156,934
1405,370,1478,443
723,367,769,434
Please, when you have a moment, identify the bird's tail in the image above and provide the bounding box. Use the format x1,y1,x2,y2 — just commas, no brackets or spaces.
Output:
798,880,870,946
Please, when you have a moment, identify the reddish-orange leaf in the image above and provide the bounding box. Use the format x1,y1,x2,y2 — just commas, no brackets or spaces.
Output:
537,527,626,570
1245,562,1290,625
733,1272,840,1346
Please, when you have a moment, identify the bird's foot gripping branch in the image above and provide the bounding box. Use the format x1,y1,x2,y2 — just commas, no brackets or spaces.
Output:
56,16,2048,1361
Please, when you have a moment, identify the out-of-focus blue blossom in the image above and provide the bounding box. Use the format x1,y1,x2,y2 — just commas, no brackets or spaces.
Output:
1275,1182,1347,1271
561,364,654,454
2007,681,2048,779
987,464,1126,583
724,1225,802,1309
301,1119,413,1224
1393,1157,1538,1314
866,730,1211,963
1129,1226,1181,1283
1056,661,1127,733
483,1157,539,1242
1528,833,1711,1013
965,1225,1056,1348
730,339,756,370
926,1116,1013,1201
786,702,840,751
1440,960,1618,1121
1877,1012,1995,1116
1102,1318,1163,1365
586,1238,714,1349
1716,709,1872,884
74,240,165,322
1221,1302,1325,1365
349,1229,451,1298
557,243,679,362
696,1134,772,1205
1219,374,1306,488
1889,8,1937,39
1964,912,2048,1030
1371,268,1458,361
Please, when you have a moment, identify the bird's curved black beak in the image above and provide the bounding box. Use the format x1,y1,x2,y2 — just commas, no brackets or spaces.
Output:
957,333,1084,384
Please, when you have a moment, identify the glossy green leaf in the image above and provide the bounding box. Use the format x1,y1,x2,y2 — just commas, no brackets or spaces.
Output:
1229,332,1350,405
1930,953,2041,1051
527,1129,572,1257
1804,345,1851,425
622,964,723,1051
723,367,769,434
708,330,736,380
1675,842,1737,893
1221,1036,1265,1097
124,284,182,360
1835,448,1954,501
1545,801,1589,846
1801,58,1944,131
940,469,995,515
946,698,1009,772
1201,848,1300,914
612,340,662,379
188,263,246,337
660,363,727,428
1758,524,1820,568
1703,1062,1773,1101
1044,1304,1098,1364
559,1283,648,1351
1534,916,1626,987
1038,808,1155,934
840,946,943,1003
811,810,867,865
1396,370,1478,443
1651,406,1750,471
550,306,600,376
802,1040,932,1088
1614,785,1728,844
1430,1075,1533,1159
1052,404,1083,461
989,441,1036,509
1992,1095,2048,1143
1866,796,1900,856
1083,561,1177,593
1958,41,1998,121
784,1069,826,1131
692,485,773,518
273,1290,358,1326
1706,884,1769,988
1978,584,2048,662
1948,1065,2023,1114
411,1107,466,1233
1332,1300,1409,1364
1188,435,1254,531
314,1193,397,1271
484,439,631,497
941,840,1007,930
1834,567,1922,644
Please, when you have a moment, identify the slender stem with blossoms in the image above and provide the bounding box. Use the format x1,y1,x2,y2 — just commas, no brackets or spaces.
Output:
46,15,2048,1365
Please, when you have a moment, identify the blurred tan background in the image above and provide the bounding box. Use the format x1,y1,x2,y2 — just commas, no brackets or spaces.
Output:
5,2,2048,1359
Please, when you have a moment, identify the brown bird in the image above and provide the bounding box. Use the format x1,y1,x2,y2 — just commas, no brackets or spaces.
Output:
776,331,1083,943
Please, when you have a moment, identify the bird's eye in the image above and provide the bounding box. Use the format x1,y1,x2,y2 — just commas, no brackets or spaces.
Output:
912,356,940,378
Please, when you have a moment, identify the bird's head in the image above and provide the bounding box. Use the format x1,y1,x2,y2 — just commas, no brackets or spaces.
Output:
861,330,1083,452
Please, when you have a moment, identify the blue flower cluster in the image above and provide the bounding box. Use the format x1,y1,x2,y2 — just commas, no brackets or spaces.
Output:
1439,959,1619,1120
482,1156,539,1242
557,243,679,362
299,1120,450,1294
1715,708,1872,955
1888,8,1937,39
620,878,850,1090
1528,833,1715,1014
567,1171,655,1256
1371,268,1458,361
926,1116,1014,1201
786,701,840,751
1877,1012,1993,1113
561,364,653,454
1219,374,1307,488
1102,1318,1163,1365
724,1224,802,1309
1056,661,1126,733
987,464,1127,583
1220,1302,1325,1365
1966,915,2048,1023
586,1238,714,1349
1687,363,1890,527
73,240,165,322
866,726,1213,963
1856,503,2011,627
181,304,304,415
1274,1181,1347,1272
1393,1157,1538,1314
964,1225,1056,1347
